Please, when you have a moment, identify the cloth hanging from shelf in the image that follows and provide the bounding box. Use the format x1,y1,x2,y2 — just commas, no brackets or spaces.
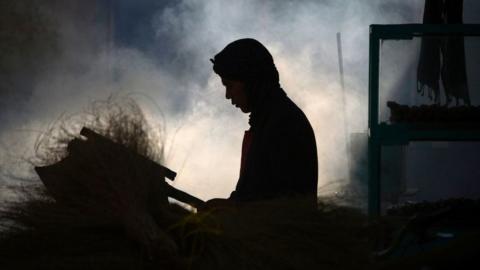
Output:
417,0,470,106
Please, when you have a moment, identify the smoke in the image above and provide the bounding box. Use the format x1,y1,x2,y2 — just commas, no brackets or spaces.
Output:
147,0,423,199
5,0,477,202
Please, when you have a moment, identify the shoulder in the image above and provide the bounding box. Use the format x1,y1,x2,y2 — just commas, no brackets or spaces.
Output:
268,94,312,130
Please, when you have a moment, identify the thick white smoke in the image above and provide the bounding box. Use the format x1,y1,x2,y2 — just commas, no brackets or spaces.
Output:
148,0,423,199
4,0,477,202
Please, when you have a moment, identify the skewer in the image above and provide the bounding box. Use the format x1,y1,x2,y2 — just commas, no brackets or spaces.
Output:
337,32,351,178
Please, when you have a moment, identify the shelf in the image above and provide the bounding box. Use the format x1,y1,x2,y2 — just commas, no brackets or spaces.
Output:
367,24,480,219
374,123,480,145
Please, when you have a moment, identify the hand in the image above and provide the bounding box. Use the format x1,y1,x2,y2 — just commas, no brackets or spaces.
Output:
199,198,235,211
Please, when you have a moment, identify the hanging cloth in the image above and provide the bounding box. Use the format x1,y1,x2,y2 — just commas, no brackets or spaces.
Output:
417,0,470,105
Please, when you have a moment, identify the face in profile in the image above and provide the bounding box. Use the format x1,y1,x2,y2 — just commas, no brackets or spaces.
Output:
222,78,250,113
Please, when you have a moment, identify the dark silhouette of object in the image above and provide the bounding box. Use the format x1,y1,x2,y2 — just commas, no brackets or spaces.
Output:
35,127,205,257
387,101,480,123
36,127,204,209
417,0,470,106
210,38,318,205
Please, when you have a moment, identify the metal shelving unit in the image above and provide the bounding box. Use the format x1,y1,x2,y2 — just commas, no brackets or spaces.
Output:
368,24,480,218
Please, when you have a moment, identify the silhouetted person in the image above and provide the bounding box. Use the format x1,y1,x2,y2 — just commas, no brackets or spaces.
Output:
207,38,318,207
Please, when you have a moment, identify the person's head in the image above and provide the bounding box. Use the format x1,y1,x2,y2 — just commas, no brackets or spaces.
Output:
211,38,279,113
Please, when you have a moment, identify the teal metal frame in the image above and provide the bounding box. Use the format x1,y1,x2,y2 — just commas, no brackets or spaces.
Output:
368,24,480,218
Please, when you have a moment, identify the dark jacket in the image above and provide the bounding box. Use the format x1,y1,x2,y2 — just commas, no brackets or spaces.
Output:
230,87,318,203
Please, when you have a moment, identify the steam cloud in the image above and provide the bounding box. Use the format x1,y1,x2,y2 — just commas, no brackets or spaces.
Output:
1,1,478,201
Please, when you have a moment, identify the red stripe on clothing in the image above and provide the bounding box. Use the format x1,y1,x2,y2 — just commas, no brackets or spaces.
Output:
240,129,253,176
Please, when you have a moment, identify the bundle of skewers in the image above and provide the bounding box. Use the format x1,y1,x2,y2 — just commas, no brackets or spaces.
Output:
387,101,480,124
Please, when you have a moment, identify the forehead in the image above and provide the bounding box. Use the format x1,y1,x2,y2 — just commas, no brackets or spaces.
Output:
221,77,231,85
